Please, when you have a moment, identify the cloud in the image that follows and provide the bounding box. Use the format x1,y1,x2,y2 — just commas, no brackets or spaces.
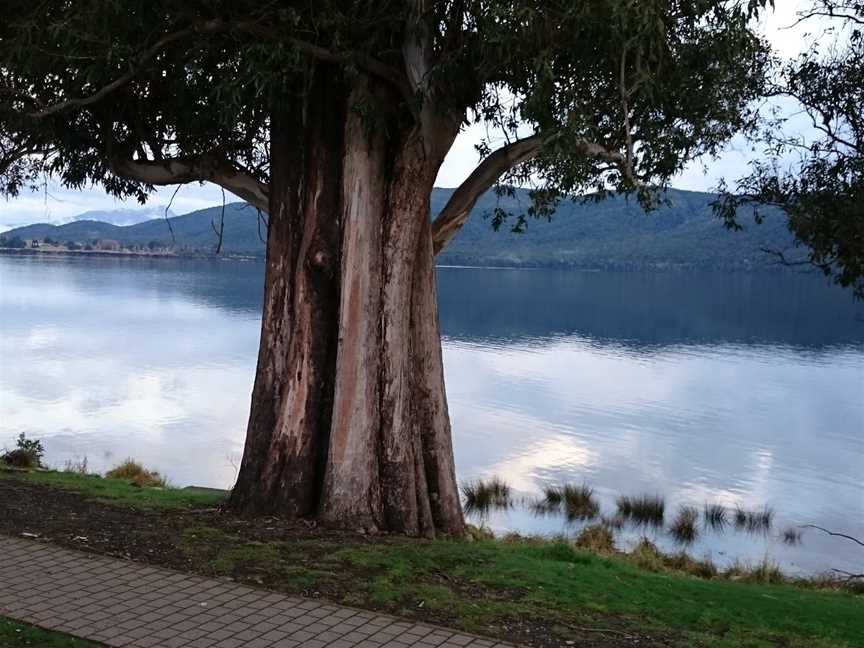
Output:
0,182,238,232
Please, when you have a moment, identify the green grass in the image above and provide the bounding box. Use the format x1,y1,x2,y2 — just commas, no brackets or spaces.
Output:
5,469,862,647
0,617,100,647
1,468,225,509
174,523,864,647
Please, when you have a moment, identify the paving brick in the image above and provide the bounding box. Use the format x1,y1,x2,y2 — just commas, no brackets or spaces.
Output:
0,535,518,648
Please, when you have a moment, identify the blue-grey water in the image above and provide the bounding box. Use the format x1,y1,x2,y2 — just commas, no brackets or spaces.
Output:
1,255,862,577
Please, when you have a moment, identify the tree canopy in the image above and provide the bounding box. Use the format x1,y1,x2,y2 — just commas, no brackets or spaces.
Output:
2,1,770,250
715,1,864,297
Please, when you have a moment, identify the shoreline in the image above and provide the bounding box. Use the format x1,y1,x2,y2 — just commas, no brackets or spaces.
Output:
0,247,260,261
0,467,860,648
0,247,818,275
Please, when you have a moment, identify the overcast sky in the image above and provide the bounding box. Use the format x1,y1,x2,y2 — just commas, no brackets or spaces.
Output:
0,2,817,231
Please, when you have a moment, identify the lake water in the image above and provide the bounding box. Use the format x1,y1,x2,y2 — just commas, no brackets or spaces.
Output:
1,254,862,577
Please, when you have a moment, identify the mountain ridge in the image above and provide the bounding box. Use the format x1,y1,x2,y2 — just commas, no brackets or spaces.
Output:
1,187,797,269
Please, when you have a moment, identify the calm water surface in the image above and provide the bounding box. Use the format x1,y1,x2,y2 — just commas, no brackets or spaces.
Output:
1,255,862,576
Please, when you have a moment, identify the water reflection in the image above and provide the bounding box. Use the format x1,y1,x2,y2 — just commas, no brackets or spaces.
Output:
0,255,862,576
438,267,864,349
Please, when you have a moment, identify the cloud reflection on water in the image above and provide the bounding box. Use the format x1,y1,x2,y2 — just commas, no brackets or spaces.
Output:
1,256,862,575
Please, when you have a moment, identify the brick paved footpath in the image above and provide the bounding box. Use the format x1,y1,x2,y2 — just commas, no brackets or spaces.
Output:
0,535,518,648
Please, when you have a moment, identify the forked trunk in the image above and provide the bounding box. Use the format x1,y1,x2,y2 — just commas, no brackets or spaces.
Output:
229,74,464,537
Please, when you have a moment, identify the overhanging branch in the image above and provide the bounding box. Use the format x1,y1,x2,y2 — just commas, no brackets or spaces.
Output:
431,135,543,255
110,153,269,213
431,135,634,256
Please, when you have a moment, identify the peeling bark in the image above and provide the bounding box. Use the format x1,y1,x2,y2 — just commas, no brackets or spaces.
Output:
230,73,465,537
229,67,344,517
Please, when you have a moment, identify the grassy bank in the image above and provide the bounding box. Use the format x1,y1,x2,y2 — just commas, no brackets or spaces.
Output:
1,468,861,648
0,617,99,647
1,467,226,509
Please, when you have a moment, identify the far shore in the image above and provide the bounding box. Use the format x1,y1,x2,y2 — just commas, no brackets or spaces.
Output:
0,247,260,261
1,246,816,275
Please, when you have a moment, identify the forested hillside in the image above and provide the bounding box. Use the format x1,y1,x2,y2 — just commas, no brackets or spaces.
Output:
3,188,796,268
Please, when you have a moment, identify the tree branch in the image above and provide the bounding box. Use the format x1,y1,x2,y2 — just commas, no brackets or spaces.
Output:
28,25,204,118
431,135,633,255
831,568,864,581
110,153,269,213
431,135,543,255
27,18,409,119
759,246,815,267
800,524,864,548
785,10,864,28
211,187,226,254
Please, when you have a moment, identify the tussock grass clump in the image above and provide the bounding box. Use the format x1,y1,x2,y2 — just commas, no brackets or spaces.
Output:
751,506,774,531
734,504,748,527
733,505,774,534
703,502,727,530
629,538,718,579
574,524,616,554
616,494,665,526
540,484,564,507
105,459,167,488
533,483,599,521
629,538,666,572
669,505,700,544
665,552,719,579
463,524,496,541
561,483,599,521
781,527,803,546
725,558,786,585
461,477,511,517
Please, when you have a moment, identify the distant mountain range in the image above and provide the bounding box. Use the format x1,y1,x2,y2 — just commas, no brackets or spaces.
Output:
1,188,799,269
65,205,176,226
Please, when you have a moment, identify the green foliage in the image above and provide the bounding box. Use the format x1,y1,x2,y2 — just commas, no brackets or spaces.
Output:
15,432,44,460
1,2,770,222
1,433,45,468
716,1,864,297
477,1,771,207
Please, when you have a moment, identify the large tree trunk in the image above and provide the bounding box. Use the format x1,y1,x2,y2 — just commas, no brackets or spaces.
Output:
229,67,344,518
229,74,464,537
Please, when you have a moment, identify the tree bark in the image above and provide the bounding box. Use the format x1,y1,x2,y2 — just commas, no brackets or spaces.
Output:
230,73,464,537
229,67,344,517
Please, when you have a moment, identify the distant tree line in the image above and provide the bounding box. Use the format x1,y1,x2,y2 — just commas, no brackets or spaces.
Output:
0,235,173,253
